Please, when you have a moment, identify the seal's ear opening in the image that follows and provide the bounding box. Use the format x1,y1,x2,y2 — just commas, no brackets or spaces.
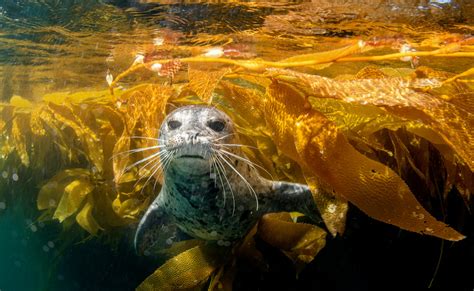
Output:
134,194,191,256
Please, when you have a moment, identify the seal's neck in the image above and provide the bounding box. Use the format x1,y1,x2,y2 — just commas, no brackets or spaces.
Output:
164,158,218,198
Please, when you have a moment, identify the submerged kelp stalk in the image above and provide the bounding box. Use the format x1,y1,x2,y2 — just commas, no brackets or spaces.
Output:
107,41,473,95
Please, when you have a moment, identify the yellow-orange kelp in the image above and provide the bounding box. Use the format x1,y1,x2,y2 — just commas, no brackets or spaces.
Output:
269,69,474,172
263,79,464,241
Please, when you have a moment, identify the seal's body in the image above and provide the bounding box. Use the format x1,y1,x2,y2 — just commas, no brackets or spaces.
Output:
134,106,319,254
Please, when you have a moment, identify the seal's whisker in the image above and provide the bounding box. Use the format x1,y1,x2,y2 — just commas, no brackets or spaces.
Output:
111,145,164,160
212,133,235,142
133,152,165,190
216,152,259,211
129,136,163,142
140,151,173,196
154,151,175,192
211,155,226,207
213,152,236,215
141,159,164,196
217,148,274,180
125,150,168,172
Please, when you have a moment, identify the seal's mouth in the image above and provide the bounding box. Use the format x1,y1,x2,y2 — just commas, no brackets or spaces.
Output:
177,154,205,159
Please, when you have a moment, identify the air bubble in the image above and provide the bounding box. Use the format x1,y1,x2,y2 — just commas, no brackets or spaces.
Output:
30,225,38,232
47,241,55,248
0,201,6,210
12,173,19,181
42,245,50,252
1,171,7,179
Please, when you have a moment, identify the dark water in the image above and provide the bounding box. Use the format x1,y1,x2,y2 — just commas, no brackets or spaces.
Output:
0,0,473,290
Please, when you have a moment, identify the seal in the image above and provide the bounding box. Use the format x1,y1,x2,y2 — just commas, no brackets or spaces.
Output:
134,105,320,254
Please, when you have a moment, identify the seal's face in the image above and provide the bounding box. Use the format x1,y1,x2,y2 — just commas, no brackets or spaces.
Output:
159,106,235,170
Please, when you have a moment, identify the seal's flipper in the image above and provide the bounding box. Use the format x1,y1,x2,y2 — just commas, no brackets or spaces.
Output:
134,192,191,256
267,181,323,224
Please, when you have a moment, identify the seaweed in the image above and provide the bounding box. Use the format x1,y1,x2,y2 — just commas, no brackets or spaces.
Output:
0,38,473,290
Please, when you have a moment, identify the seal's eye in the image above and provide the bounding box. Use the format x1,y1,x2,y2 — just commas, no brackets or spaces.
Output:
207,120,225,132
167,120,182,130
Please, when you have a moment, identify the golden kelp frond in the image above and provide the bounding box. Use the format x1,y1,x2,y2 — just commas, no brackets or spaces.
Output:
11,113,31,167
258,213,326,266
268,69,474,171
188,67,232,103
304,174,348,237
262,80,464,241
137,245,227,291
47,102,104,172
37,168,103,233
76,195,103,235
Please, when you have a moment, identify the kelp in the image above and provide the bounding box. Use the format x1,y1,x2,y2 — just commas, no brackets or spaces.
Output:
1,38,473,290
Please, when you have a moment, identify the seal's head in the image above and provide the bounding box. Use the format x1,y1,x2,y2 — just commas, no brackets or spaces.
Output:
159,105,235,173
134,105,321,255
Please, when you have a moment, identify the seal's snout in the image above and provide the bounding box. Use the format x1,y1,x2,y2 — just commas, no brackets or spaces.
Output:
186,131,200,145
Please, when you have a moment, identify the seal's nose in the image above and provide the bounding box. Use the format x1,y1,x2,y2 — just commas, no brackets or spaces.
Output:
187,132,200,144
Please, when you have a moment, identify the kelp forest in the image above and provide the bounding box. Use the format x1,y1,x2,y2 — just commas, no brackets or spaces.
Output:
0,1,473,290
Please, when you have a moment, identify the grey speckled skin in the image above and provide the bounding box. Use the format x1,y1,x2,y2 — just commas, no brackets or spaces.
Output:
134,105,321,255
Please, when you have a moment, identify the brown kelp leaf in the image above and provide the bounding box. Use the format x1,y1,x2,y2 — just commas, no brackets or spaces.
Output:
294,112,465,241
11,114,31,166
47,103,104,173
263,80,310,162
30,108,47,136
53,178,95,222
304,174,348,237
309,97,427,138
270,69,474,171
355,66,388,79
114,198,148,219
188,67,231,103
258,213,326,264
137,245,226,291
10,95,33,108
37,168,91,210
112,134,131,183
266,80,464,241
76,196,103,235
218,80,266,127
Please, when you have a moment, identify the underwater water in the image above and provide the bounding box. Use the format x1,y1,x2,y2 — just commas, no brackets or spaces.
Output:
1,0,474,290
